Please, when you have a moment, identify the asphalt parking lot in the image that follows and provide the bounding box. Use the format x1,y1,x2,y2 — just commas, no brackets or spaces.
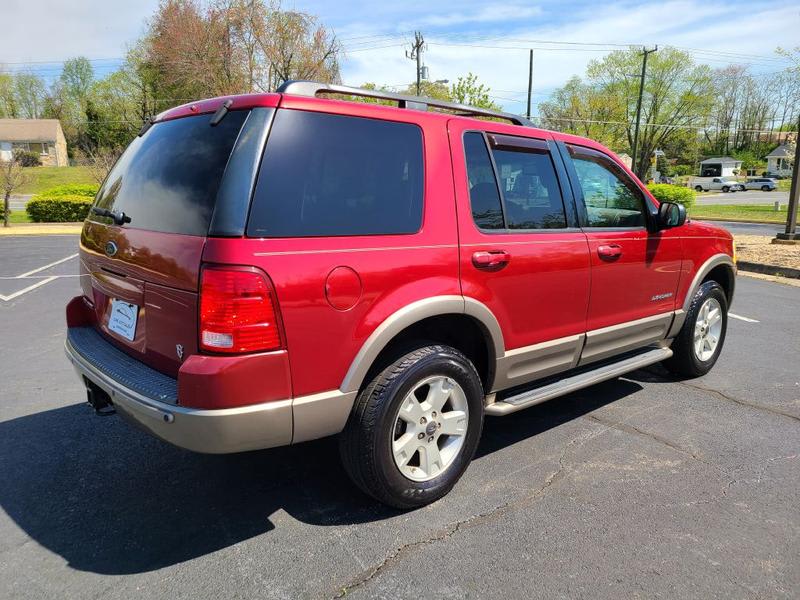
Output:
1,235,798,600
695,190,789,206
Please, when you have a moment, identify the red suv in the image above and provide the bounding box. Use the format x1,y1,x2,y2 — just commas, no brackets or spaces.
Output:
65,82,735,508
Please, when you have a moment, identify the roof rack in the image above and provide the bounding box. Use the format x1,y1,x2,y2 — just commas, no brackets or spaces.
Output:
276,80,533,127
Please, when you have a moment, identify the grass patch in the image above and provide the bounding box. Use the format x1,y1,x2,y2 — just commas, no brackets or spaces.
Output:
776,179,791,192
15,166,95,195
3,211,32,224
689,204,789,223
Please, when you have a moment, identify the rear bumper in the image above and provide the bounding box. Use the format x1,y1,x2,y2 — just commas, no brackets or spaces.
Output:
65,331,292,454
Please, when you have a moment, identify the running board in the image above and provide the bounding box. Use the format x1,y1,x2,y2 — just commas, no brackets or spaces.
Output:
484,347,672,416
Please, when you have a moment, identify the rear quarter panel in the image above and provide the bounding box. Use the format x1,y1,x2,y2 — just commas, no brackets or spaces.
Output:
202,103,459,397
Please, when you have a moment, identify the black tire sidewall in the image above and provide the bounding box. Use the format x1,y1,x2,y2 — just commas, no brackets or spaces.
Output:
683,281,728,374
372,347,484,507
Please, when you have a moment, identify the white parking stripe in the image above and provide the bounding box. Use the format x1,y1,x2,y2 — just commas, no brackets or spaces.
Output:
0,276,58,302
15,253,78,278
729,313,760,323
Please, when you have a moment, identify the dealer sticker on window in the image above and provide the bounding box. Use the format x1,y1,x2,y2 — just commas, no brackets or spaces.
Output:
108,299,138,341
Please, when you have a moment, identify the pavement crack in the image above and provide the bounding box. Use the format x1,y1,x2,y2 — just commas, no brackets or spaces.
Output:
584,413,702,461
331,435,582,599
679,382,800,424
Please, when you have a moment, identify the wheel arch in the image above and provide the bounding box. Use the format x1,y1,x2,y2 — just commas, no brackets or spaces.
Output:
339,296,504,395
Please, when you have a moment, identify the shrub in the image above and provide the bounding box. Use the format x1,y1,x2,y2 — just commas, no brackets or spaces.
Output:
669,164,694,177
13,149,41,167
647,183,695,209
38,183,99,198
26,195,93,222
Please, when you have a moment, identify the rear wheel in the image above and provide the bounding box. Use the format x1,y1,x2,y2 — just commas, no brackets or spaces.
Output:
663,281,728,378
694,185,703,192
339,344,484,508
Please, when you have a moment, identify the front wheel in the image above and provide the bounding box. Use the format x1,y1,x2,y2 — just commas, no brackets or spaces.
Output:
663,281,728,378
722,186,730,193
339,344,484,508
762,185,771,192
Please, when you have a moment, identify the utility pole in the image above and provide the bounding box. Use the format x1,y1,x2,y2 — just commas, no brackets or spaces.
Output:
631,45,657,178
406,32,425,95
525,50,534,120
526,49,534,120
776,115,800,241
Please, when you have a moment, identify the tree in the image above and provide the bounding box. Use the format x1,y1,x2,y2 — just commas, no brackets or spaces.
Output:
13,72,47,119
61,57,95,105
0,70,17,117
450,73,502,111
0,160,29,227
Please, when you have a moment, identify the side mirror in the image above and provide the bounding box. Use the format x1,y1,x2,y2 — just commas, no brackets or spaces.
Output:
658,202,686,230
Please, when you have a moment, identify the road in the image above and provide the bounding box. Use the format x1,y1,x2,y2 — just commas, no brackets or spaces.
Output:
695,190,788,206
698,220,787,237
1,235,798,599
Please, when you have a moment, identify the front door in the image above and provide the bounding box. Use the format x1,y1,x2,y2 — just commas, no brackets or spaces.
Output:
559,142,683,365
449,121,591,392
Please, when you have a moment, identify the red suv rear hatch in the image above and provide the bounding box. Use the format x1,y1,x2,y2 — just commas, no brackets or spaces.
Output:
79,109,250,377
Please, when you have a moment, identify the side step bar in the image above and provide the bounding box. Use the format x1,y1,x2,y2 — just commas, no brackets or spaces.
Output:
485,347,673,416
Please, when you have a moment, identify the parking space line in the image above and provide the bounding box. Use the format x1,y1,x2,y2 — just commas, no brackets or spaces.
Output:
729,313,760,323
15,253,78,278
0,277,58,302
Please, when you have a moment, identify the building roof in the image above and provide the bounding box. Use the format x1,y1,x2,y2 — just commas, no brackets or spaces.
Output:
766,144,791,158
700,156,741,164
0,119,63,142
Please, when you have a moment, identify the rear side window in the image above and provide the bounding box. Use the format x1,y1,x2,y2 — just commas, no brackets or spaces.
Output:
92,110,248,236
463,132,504,229
463,131,567,231
247,110,423,237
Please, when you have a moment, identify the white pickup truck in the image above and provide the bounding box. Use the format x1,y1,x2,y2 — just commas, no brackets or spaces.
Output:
691,177,745,193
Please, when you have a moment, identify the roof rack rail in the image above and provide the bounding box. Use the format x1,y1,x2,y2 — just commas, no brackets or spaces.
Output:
276,80,533,127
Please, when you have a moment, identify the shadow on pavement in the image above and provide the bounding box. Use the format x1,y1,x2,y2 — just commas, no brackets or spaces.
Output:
0,377,643,575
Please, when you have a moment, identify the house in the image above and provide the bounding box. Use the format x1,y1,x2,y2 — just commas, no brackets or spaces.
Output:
699,156,742,178
765,144,793,177
0,119,68,167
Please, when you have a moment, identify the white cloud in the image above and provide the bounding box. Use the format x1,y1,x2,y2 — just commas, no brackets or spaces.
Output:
401,5,543,28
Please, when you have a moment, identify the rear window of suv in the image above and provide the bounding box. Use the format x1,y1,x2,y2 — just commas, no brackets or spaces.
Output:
246,110,424,238
90,110,248,236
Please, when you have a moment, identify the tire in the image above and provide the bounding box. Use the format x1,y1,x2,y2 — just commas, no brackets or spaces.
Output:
761,185,770,192
721,186,730,193
694,185,703,192
339,344,484,509
663,281,728,378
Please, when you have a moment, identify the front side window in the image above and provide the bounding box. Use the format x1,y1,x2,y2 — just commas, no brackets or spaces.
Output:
568,144,646,228
247,110,423,237
463,131,567,231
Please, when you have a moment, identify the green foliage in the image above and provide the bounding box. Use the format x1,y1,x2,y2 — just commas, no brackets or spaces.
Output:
450,73,502,111
26,194,93,222
37,184,99,198
669,164,694,177
647,183,695,208
13,150,41,167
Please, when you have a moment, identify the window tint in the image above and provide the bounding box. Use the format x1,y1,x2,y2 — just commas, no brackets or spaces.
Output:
490,139,566,229
247,110,423,237
92,110,248,236
568,145,646,228
463,132,503,229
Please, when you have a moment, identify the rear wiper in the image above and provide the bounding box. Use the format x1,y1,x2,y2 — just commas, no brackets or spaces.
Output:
209,99,233,126
91,206,132,226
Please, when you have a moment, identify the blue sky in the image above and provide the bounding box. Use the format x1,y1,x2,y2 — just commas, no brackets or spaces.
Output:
3,0,799,114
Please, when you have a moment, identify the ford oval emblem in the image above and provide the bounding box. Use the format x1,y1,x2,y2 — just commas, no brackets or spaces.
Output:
105,241,118,257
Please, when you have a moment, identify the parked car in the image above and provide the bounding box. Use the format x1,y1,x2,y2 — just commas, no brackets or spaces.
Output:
744,177,777,191
65,82,736,508
692,177,744,193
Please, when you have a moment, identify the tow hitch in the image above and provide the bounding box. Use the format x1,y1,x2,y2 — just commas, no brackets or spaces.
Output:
85,379,116,416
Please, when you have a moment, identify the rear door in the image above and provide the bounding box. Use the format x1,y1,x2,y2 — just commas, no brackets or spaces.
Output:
449,120,591,392
79,109,252,376
559,142,682,364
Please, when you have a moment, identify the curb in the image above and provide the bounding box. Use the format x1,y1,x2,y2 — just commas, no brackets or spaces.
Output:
0,224,82,236
691,216,785,225
737,261,800,280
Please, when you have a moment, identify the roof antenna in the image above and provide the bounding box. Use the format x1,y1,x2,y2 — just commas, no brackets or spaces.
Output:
210,100,234,126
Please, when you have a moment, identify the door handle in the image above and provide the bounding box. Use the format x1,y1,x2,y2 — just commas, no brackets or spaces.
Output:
472,251,511,269
597,244,622,259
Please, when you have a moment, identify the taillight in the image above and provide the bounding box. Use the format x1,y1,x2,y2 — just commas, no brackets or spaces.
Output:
199,267,283,353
